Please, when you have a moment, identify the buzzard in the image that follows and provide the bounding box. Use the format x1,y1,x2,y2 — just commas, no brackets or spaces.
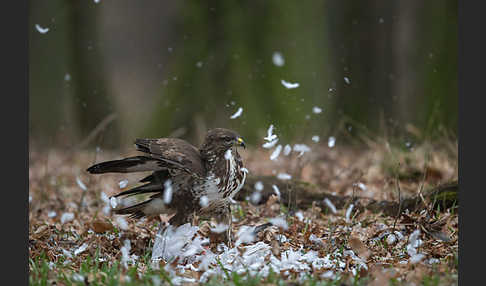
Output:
86,128,246,244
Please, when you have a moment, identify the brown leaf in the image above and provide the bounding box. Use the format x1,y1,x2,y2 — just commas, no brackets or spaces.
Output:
33,225,48,238
90,220,112,233
271,239,280,257
348,236,370,260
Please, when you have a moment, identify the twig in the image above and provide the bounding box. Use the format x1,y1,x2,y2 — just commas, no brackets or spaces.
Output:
286,182,292,218
392,163,402,231
417,151,433,217
75,113,117,150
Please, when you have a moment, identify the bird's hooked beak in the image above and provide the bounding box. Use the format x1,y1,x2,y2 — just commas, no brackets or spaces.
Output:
236,137,246,149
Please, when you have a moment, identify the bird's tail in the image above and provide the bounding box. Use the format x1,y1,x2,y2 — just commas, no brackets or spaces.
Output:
86,156,165,174
114,196,168,219
113,199,151,219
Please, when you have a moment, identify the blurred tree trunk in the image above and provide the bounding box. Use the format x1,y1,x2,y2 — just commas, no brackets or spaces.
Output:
326,1,396,136
327,0,457,140
391,1,425,134
145,1,332,144
67,1,119,149
29,1,74,148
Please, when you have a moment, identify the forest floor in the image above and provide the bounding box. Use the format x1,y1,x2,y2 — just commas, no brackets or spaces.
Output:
29,137,458,285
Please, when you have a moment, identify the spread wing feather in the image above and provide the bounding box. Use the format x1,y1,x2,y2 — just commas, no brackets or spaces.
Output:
134,138,205,177
112,170,170,198
86,156,167,174
87,137,206,219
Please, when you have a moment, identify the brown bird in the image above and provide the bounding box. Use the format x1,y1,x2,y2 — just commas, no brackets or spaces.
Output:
86,128,247,244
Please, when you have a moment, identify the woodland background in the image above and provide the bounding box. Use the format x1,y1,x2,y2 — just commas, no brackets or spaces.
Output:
29,1,457,149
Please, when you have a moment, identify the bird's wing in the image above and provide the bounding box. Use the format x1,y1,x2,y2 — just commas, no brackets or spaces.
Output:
86,156,167,174
134,138,205,177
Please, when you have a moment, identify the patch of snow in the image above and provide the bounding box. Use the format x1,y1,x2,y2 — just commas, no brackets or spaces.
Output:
35,24,49,34
61,212,74,224
323,198,337,214
345,204,354,221
394,231,404,241
254,181,264,191
410,253,425,264
311,135,320,143
210,223,229,234
199,195,209,208
48,211,57,218
428,258,440,264
250,192,261,204
328,136,336,148
264,124,277,142
386,234,397,245
74,243,88,256
295,211,304,221
272,52,285,67
293,144,311,156
110,197,118,209
235,225,256,246
312,106,322,114
72,273,84,282
357,182,367,191
277,173,292,180
225,149,232,160
269,217,288,230
309,234,324,247
152,223,200,262
230,107,243,119
270,145,282,160
62,248,73,258
116,217,129,230
118,179,128,189
272,185,281,200
321,271,334,279
76,177,87,191
121,239,137,269
262,139,279,149
163,179,173,204
281,79,300,89
283,144,292,156
409,229,423,248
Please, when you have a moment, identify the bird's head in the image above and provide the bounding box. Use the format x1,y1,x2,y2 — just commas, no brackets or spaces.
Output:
200,128,246,157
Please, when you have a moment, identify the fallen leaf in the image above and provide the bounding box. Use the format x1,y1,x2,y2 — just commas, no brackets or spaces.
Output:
348,235,370,259
90,220,112,233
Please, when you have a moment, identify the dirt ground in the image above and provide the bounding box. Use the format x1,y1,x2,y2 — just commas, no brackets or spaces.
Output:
29,139,458,285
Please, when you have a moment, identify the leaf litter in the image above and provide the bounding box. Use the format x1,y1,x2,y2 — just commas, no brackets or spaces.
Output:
29,137,457,285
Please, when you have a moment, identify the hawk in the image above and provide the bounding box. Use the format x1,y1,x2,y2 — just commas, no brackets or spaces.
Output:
86,128,246,243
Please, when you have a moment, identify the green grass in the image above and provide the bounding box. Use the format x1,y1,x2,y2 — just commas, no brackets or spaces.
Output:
29,250,372,286
30,250,458,286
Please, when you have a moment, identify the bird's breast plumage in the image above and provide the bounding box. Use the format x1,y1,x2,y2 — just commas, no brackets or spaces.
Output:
194,149,245,205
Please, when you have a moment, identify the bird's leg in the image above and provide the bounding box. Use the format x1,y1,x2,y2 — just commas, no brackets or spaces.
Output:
213,203,233,248
226,204,233,248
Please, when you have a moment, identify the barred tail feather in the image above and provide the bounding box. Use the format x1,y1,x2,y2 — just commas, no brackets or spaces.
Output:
114,198,166,219
112,182,161,198
86,156,165,174
113,200,150,219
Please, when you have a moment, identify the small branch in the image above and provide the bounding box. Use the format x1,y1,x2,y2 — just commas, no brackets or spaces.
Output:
237,175,458,217
75,113,117,150
393,171,402,231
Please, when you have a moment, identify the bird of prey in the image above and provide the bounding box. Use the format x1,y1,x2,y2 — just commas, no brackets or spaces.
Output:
86,128,247,244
